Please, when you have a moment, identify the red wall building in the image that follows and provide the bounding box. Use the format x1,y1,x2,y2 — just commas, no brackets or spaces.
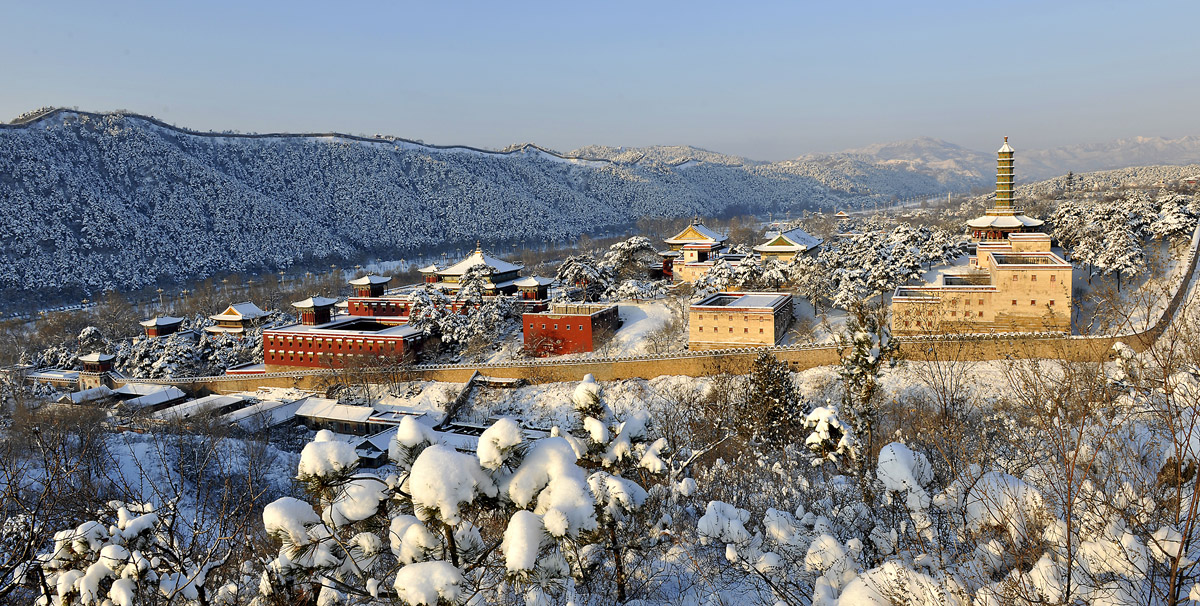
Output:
139,316,185,338
263,319,423,369
523,303,621,356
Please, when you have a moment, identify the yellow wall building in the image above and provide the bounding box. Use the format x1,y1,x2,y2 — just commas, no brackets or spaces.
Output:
753,226,822,263
688,292,793,350
661,220,728,283
892,233,1072,335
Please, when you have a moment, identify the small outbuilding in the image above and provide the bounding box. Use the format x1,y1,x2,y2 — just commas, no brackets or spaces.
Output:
139,316,185,338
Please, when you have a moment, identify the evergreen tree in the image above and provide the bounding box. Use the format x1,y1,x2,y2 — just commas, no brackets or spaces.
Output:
741,352,804,449
837,301,899,488
555,255,611,302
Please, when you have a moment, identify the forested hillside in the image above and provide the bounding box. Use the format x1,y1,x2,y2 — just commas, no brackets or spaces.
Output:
0,110,964,301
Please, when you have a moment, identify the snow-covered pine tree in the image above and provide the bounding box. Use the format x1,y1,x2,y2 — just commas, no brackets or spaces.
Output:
555,255,611,302
1095,223,1145,291
836,301,898,488
599,236,660,282
559,374,666,602
741,352,804,449
259,418,607,605
691,259,735,300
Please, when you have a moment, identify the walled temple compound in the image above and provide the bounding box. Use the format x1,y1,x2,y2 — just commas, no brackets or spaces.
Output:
892,138,1073,335
252,247,552,371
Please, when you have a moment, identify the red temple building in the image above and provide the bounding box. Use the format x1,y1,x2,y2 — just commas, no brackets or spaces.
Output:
255,249,553,371
523,303,622,357
418,245,525,295
515,276,553,301
349,274,392,297
263,294,422,370
139,316,185,338
348,249,550,322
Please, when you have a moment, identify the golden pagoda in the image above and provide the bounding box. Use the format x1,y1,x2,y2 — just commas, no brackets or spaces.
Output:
967,137,1044,242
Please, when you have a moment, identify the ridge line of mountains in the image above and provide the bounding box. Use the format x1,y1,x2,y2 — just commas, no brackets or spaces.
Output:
2,107,1198,302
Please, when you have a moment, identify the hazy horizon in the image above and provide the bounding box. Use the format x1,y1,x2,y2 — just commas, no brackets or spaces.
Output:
3,1,1198,160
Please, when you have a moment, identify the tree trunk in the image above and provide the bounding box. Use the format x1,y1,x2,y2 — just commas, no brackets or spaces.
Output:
443,523,459,567
608,521,627,603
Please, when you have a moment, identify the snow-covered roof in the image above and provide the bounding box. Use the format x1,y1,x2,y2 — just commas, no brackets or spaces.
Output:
998,137,1015,154
139,316,184,328
291,296,338,309
27,368,79,381
266,317,422,338
349,275,392,286
753,227,822,254
417,264,439,273
966,214,1045,229
68,385,113,404
155,394,250,420
210,301,267,321
664,222,727,245
220,398,307,431
116,385,187,410
692,292,790,310
438,249,523,277
514,276,554,287
79,352,115,363
834,211,850,218
204,325,245,334
295,398,373,423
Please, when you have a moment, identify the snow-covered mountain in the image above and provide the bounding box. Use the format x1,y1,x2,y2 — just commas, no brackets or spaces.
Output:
0,109,957,300
798,137,994,186
1020,136,1200,180
568,144,762,167
803,135,1200,182
3,107,1194,301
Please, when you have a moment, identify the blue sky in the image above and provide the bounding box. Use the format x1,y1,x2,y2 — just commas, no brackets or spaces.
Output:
2,1,1197,160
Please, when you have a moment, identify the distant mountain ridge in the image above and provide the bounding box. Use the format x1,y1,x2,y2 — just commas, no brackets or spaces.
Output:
799,135,1200,183
2,107,1195,300
0,109,960,300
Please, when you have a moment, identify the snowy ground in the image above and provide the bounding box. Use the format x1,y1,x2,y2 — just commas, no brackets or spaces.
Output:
1071,237,1192,334
375,380,463,414
602,301,676,356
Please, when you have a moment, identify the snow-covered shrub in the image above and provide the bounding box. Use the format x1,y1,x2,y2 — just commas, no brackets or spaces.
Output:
28,501,229,605
256,389,670,605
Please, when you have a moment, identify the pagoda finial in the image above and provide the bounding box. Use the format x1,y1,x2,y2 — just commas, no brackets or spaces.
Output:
475,240,481,253
692,214,700,224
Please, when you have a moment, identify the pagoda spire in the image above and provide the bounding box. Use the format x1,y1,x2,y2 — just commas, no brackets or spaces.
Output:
994,136,1015,213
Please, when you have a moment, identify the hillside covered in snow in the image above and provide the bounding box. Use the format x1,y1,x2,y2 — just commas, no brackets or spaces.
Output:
0,110,971,301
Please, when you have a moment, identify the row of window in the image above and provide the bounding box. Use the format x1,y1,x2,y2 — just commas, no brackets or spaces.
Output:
265,336,401,352
903,299,1055,315
695,313,766,322
530,323,586,331
698,327,766,334
1012,274,1057,282
267,351,385,363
